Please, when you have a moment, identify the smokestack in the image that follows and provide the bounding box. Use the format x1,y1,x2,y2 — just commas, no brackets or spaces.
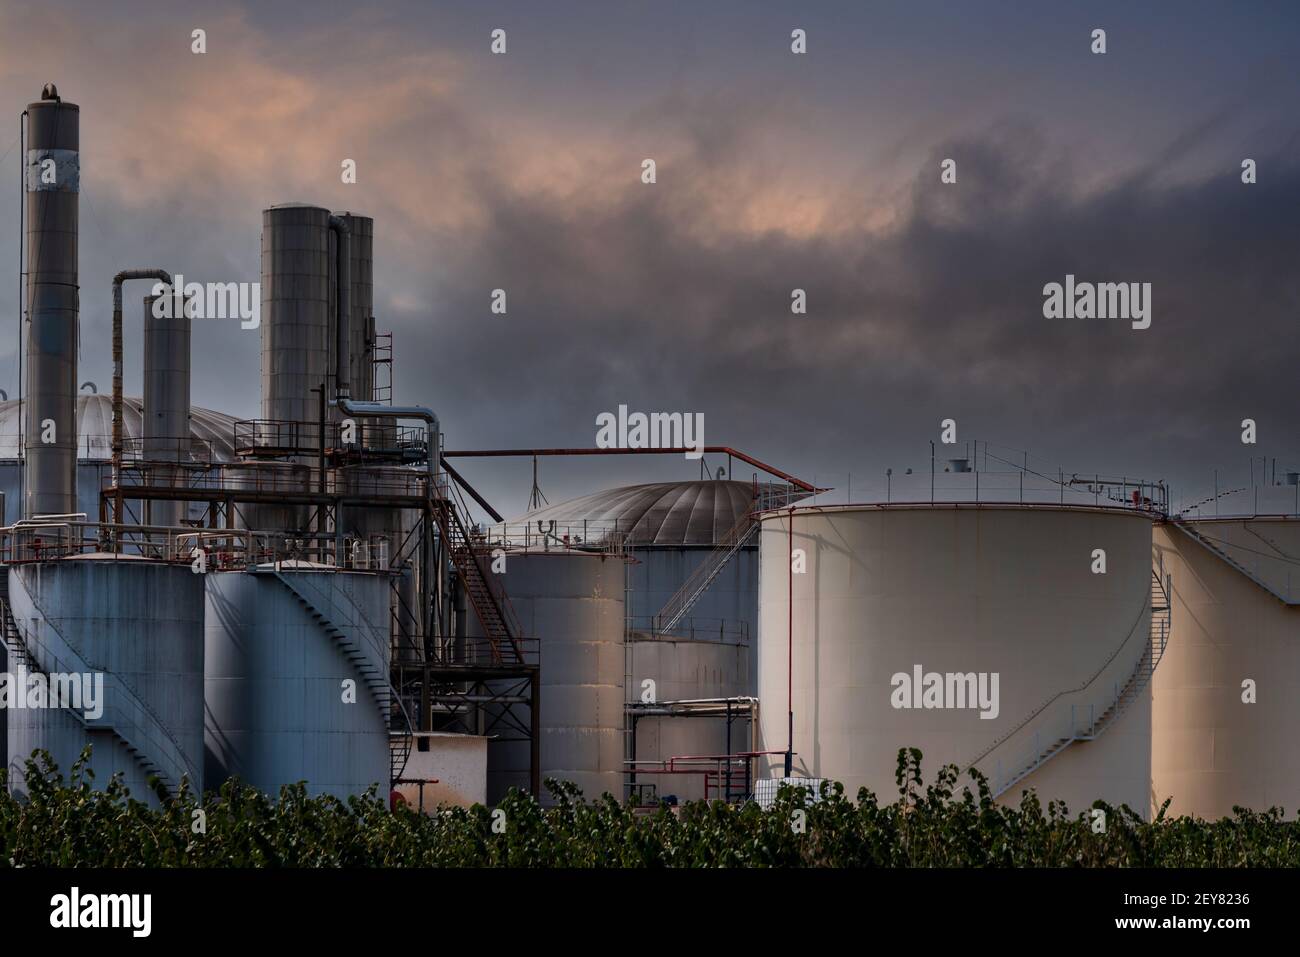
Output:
23,83,79,519
143,292,191,528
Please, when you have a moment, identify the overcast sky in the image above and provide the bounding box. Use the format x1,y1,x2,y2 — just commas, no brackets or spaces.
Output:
1,0,1298,517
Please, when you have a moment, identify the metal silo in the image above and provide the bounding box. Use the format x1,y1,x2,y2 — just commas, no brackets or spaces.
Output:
477,551,625,803
4,558,205,805
757,504,1158,814
204,565,394,798
142,294,190,528
505,481,764,797
260,204,331,440
23,85,80,518
1151,517,1300,818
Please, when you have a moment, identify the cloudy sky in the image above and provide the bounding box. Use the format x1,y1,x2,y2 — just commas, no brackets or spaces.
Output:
1,0,1298,516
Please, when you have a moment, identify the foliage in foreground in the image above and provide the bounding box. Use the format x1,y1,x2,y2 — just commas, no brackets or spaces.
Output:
2,747,1298,867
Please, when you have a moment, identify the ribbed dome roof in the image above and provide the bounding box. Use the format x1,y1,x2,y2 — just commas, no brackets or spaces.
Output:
0,394,239,461
508,480,765,546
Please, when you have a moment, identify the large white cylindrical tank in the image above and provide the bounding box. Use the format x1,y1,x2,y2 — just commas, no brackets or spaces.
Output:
757,505,1155,813
1151,519,1300,818
204,566,391,798
5,559,205,806
479,552,625,803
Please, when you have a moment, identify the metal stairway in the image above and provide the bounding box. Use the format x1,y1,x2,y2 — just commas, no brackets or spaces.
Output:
1171,520,1298,605
434,500,526,664
655,506,759,634
967,566,1170,800
258,567,413,785
0,571,197,798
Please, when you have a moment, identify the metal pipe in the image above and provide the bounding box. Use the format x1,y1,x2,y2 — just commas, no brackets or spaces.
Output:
328,215,350,401
111,269,173,538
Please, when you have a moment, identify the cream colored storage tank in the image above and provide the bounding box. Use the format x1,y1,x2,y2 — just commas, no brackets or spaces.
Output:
1151,518,1300,819
757,504,1157,815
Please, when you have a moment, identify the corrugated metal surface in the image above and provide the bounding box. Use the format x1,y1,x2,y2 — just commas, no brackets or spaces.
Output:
509,480,758,546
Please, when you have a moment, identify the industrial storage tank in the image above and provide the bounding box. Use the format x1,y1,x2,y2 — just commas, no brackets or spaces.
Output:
204,564,394,798
4,558,205,805
508,481,761,797
0,395,239,521
476,551,625,803
757,504,1158,814
1151,515,1300,818
629,636,752,802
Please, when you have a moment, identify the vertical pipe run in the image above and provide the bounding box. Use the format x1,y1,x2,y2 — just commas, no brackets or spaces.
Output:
785,506,794,777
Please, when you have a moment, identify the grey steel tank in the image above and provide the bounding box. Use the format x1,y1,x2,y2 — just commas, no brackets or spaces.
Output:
204,565,393,798
142,294,191,528
24,85,80,518
477,551,625,803
260,204,332,444
5,558,205,805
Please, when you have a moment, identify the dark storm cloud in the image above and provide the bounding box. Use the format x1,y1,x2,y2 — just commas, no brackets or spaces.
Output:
420,106,1300,508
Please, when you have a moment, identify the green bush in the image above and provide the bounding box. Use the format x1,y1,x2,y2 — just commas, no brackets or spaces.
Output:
1,746,1296,867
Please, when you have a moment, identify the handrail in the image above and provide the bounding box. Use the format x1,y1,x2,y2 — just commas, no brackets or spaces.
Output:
956,573,1154,778
991,570,1170,796
5,571,198,793
655,499,758,633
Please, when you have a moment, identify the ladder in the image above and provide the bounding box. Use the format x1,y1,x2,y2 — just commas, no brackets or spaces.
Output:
372,331,393,404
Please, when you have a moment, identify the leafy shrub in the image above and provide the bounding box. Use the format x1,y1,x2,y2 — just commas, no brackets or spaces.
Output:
1,747,1296,867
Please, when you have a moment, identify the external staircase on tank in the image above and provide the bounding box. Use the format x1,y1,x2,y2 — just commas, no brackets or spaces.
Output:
1170,520,1299,605
255,566,413,786
0,570,198,798
959,567,1171,800
653,483,800,636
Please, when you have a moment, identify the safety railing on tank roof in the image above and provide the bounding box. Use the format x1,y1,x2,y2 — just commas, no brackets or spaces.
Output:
0,520,330,571
626,615,750,644
479,519,633,557
116,435,224,464
107,460,434,500
232,419,429,460
824,469,1168,513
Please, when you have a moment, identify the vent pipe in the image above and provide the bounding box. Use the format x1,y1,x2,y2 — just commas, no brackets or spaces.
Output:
111,269,173,531
143,292,191,528
23,85,80,519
